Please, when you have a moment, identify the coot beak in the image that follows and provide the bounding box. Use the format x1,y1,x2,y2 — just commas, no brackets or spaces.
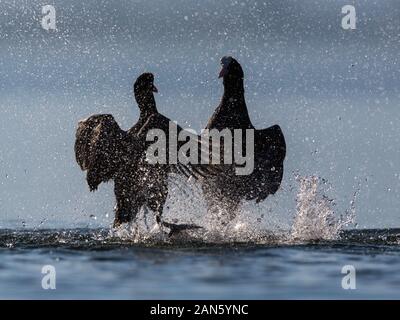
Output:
152,84,158,93
218,65,228,78
218,66,227,78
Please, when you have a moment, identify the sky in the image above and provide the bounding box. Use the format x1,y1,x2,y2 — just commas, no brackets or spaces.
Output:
0,0,399,228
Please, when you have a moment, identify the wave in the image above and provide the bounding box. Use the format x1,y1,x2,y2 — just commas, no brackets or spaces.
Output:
1,227,400,250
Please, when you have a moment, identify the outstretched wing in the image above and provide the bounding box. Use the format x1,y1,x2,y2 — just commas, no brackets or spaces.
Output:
75,114,127,191
134,114,221,180
245,124,286,202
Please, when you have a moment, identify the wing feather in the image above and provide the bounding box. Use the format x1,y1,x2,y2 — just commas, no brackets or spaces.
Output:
244,125,286,202
75,114,127,191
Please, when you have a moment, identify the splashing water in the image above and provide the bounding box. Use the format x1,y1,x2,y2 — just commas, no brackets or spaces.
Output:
110,174,357,245
290,175,357,242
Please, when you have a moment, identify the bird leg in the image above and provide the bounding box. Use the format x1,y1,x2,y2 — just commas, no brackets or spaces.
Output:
113,196,140,228
155,209,203,237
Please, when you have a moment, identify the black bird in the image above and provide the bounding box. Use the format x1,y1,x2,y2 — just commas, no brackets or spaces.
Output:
201,56,286,223
75,73,204,232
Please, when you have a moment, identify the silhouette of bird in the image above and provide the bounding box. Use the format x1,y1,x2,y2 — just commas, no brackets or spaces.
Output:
75,73,205,233
201,57,286,223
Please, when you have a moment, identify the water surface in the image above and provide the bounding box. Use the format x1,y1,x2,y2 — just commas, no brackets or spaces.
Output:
0,228,398,299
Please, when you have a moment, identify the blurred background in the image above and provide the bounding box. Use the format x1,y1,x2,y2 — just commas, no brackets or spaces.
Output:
0,0,399,229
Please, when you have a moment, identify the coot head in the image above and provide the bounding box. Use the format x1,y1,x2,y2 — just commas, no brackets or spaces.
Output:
218,56,244,81
134,72,158,95
134,73,159,113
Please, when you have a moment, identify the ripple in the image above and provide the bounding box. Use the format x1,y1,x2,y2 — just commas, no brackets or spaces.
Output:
0,228,399,251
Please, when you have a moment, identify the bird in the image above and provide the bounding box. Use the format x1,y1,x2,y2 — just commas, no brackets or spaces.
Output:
75,73,205,234
201,56,286,224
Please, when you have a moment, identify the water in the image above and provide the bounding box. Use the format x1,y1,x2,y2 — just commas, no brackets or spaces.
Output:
1,0,400,299
0,176,389,299
0,228,399,299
